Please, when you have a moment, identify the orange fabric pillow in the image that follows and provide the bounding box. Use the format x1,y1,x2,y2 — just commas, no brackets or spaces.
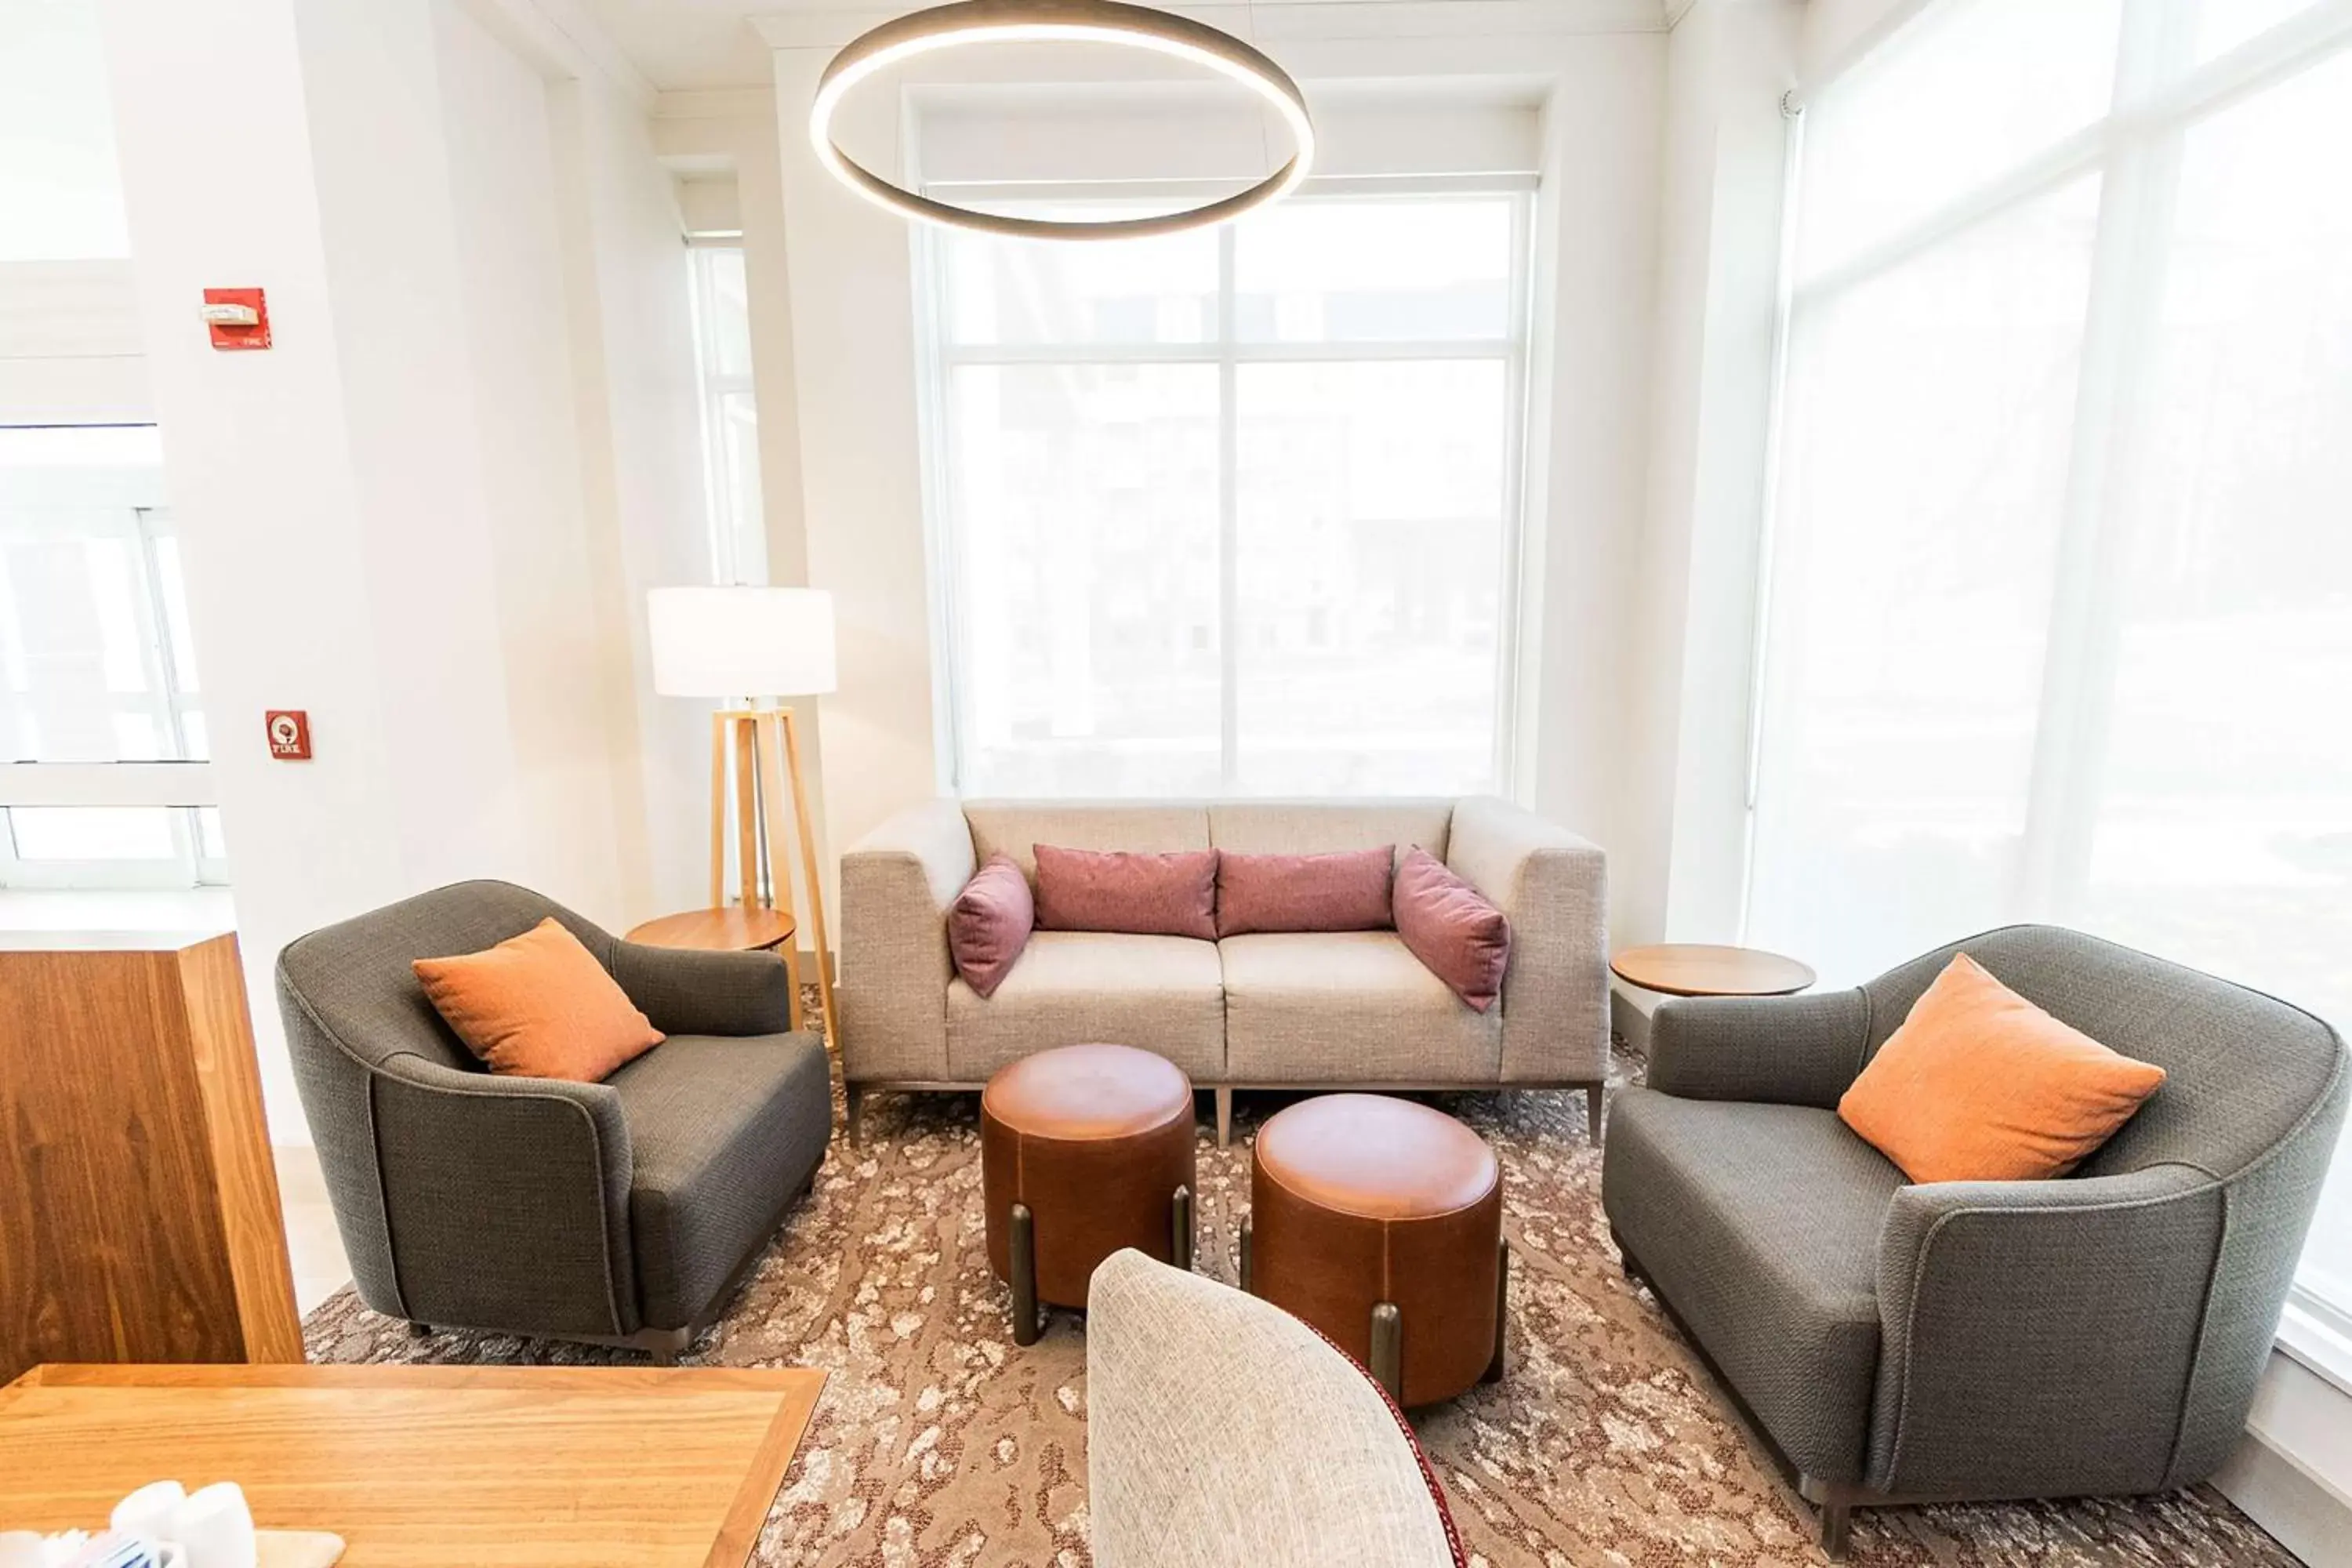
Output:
1838,953,2165,1183
413,916,662,1083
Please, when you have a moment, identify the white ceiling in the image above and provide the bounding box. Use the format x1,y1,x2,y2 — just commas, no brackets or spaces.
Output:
570,0,1675,93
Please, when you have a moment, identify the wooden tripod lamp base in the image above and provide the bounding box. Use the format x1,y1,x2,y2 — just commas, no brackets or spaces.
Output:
709,706,836,1048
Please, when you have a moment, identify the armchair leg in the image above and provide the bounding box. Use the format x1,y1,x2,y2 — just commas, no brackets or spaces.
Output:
1171,1185,1194,1271
1010,1202,1040,1347
1370,1302,1403,1406
845,1083,864,1146
1481,1240,1508,1384
1239,1217,1253,1294
1807,1478,1853,1561
1214,1087,1232,1148
1585,1083,1604,1144
643,1327,691,1367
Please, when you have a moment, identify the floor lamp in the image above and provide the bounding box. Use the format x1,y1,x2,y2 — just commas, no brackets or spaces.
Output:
648,586,838,1048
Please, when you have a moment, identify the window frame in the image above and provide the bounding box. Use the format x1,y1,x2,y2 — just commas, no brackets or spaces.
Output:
916,180,1537,799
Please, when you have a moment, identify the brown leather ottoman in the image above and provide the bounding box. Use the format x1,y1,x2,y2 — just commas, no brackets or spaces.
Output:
982,1043,1197,1345
1244,1093,1505,1406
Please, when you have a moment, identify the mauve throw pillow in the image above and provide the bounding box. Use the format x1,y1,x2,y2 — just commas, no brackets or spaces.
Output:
1034,844,1219,940
1215,847,1395,937
949,852,1034,999
1393,846,1511,1012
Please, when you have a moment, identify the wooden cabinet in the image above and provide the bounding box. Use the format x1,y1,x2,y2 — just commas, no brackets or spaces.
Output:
0,931,301,1384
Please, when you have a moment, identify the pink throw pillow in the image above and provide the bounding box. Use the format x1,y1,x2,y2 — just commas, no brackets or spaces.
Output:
1034,844,1218,940
1215,848,1395,937
1393,847,1510,1012
949,853,1034,999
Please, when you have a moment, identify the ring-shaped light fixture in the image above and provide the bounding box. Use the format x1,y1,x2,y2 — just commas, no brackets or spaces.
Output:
810,0,1314,241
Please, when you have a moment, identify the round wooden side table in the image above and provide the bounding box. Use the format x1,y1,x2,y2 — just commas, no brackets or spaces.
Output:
626,906,803,1033
1610,942,1816,998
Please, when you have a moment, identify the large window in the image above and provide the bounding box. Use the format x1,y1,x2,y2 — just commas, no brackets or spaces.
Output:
925,191,1531,797
1751,0,2352,1373
0,424,223,887
687,243,765,584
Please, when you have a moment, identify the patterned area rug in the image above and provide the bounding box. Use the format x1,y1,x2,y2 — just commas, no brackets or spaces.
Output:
303,1055,2296,1567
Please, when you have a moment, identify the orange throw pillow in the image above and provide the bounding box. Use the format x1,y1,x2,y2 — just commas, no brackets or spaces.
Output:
413,917,662,1083
1838,953,2165,1183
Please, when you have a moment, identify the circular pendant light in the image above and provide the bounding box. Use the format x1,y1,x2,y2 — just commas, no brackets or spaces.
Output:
810,0,1314,241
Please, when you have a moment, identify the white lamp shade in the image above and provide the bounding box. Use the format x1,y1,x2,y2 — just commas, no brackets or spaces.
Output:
648,586,837,698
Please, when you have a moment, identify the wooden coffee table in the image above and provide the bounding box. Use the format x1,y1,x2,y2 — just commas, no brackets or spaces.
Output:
0,1364,824,1567
1610,942,1817,998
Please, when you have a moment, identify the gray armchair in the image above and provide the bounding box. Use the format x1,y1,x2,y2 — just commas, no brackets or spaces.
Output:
278,880,831,1361
1601,925,2347,1557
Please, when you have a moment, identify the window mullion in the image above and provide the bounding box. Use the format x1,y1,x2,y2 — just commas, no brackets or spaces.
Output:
1217,226,1240,793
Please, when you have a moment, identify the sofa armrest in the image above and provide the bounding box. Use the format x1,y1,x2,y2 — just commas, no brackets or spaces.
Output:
838,798,975,1082
1868,1163,2221,1497
367,1051,641,1338
1646,990,1871,1108
1087,1250,1458,1568
609,941,798,1038
1446,795,1608,1083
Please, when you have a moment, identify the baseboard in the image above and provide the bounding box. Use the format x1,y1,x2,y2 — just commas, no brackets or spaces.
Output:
2213,1352,2352,1568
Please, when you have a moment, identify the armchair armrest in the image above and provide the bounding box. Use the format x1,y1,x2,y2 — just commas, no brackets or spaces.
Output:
1867,1163,2221,1497
365,1051,641,1339
1446,795,1608,1083
610,942,797,1037
1646,990,1871,1108
1087,1250,1457,1568
838,798,975,1082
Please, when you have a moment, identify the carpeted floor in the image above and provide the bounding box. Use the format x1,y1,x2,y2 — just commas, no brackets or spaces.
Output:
303,1054,2298,1567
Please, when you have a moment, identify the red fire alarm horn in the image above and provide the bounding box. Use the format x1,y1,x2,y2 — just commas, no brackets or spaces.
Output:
266,710,312,760
203,287,271,350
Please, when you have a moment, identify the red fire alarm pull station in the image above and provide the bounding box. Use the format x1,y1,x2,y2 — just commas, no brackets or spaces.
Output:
266,710,312,760
203,287,271,350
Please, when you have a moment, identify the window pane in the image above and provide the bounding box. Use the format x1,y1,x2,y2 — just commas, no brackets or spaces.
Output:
1749,179,2102,983
195,806,228,861
694,247,754,379
1234,198,1515,343
0,527,167,760
2190,0,2325,69
8,806,176,860
946,363,1222,795
2070,46,2352,1308
1797,0,2121,281
942,212,1217,347
1234,361,1506,793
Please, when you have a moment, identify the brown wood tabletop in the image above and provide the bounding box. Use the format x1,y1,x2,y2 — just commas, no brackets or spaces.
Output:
626,906,796,953
1610,942,1817,999
0,1363,826,1568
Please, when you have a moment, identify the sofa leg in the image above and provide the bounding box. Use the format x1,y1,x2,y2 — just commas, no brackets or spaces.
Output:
845,1082,864,1145
1370,1301,1403,1406
1171,1185,1194,1271
1239,1217,1253,1294
645,1327,690,1367
1482,1240,1508,1385
1585,1083,1604,1145
1806,1478,1853,1561
1214,1087,1232,1148
1010,1202,1040,1347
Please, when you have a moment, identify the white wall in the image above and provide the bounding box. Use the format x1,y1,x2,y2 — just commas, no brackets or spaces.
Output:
94,0,710,1138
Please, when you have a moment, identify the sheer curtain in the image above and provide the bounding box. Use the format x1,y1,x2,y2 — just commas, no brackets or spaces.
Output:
924,191,1530,798
1750,0,2352,1364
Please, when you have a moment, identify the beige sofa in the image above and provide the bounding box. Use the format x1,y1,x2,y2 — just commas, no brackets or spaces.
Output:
838,797,1607,1144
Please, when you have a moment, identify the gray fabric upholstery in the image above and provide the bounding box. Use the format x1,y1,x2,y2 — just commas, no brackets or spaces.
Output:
838,798,972,1081
1604,1091,1904,1483
1646,989,1872,1108
1446,796,1610,1083
609,1033,831,1330
278,880,830,1345
1600,923,2349,1507
946,931,1225,1081
1221,931,1500,1082
1088,1248,1457,1568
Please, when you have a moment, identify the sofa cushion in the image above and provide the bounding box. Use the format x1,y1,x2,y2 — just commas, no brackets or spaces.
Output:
1601,1089,1903,1483
607,1031,832,1330
949,852,1034,999
1036,844,1219,939
1208,800,1452,861
1221,932,1501,1083
948,931,1225,1082
1216,848,1394,937
964,803,1210,884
